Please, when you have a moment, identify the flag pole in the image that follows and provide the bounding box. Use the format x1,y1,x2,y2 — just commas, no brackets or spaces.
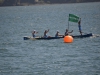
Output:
68,20,69,30
68,14,69,30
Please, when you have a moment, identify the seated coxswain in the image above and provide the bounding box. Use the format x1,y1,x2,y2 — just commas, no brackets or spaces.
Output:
43,29,49,38
32,30,38,37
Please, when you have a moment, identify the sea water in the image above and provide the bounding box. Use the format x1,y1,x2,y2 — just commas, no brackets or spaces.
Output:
0,2,100,75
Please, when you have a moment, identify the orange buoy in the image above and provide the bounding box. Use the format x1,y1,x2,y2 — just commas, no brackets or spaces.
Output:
64,35,73,43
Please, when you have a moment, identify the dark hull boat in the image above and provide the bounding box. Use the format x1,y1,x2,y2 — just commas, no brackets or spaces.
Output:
23,33,92,40
72,33,92,38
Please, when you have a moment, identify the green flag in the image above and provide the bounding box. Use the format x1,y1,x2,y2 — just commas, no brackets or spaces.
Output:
69,14,79,23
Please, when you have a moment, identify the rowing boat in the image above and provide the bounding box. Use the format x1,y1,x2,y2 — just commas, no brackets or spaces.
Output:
23,33,92,40
23,36,63,40
72,33,92,38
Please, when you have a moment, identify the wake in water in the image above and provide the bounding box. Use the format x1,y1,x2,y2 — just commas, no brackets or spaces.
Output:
91,34,100,38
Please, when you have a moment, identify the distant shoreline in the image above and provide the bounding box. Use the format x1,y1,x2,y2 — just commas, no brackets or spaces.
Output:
0,1,100,7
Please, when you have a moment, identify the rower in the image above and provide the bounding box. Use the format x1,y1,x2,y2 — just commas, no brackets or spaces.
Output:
32,30,38,37
43,29,49,38
55,30,59,37
65,29,73,36
55,30,64,37
78,18,82,35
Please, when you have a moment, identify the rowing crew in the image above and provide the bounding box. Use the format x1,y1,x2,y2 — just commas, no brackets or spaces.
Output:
32,29,73,38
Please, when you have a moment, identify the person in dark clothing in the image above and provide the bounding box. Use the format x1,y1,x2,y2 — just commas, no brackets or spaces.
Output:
78,18,82,35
